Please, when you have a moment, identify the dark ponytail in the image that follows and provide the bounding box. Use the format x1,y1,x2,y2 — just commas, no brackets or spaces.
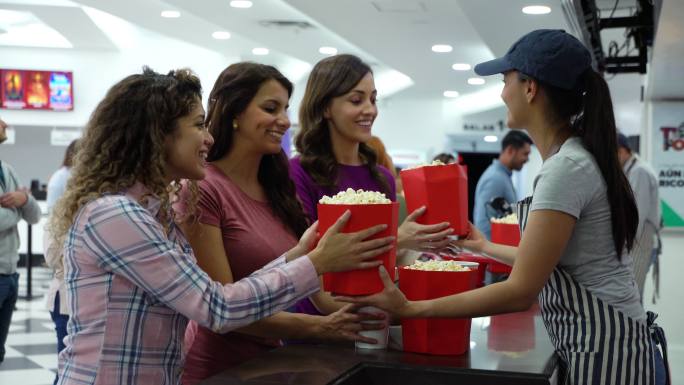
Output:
541,69,638,259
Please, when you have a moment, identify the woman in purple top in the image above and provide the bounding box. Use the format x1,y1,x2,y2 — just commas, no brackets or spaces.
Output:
290,54,454,316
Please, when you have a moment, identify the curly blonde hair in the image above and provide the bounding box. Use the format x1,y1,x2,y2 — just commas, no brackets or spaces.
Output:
50,67,203,253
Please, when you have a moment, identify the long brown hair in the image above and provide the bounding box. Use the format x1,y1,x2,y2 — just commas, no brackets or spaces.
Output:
295,54,390,194
50,67,202,251
205,62,308,237
532,69,638,259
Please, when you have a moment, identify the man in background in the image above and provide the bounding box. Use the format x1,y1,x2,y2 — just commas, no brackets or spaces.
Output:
473,130,532,240
0,117,41,363
617,132,661,302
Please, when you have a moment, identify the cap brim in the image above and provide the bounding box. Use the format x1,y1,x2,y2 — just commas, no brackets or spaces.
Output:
474,57,514,76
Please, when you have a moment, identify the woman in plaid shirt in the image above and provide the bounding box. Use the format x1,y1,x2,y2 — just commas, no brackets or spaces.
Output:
47,67,394,385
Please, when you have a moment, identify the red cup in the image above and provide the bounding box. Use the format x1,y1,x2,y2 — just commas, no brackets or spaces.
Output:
400,164,469,236
399,265,478,355
317,203,398,296
488,222,521,274
441,253,489,288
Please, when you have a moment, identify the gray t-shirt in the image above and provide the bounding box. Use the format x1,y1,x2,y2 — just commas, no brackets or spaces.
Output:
530,137,645,321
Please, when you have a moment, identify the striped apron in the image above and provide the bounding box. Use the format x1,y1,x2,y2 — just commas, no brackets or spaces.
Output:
517,196,669,385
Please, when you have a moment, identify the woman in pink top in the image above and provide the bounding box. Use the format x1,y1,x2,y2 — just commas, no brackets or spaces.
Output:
179,63,387,385
47,67,394,385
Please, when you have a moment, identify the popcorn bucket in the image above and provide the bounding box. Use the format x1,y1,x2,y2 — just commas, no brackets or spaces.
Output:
400,164,469,236
441,252,489,288
488,222,521,274
399,265,478,355
317,203,399,296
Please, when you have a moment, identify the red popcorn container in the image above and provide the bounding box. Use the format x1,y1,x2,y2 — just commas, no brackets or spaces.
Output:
317,203,399,296
441,252,489,288
399,265,478,355
400,164,469,236
488,222,521,274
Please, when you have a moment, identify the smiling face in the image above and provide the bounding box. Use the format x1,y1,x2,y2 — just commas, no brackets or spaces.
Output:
325,71,377,145
233,79,291,155
501,70,530,129
164,99,214,181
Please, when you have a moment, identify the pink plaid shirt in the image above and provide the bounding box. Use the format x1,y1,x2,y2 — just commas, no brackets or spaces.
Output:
57,184,318,385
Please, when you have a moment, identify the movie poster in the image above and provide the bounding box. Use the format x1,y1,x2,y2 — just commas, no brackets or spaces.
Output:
1,70,26,109
0,69,73,111
49,71,73,110
26,71,49,109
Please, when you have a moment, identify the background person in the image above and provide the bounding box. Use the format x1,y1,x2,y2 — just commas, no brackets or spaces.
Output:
0,117,42,364
617,132,661,301
44,138,79,385
473,129,532,241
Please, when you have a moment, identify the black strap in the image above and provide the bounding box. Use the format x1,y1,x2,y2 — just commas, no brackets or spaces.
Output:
647,311,671,385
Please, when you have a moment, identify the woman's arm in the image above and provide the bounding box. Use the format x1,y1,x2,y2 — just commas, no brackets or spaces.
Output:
342,209,576,319
181,220,383,342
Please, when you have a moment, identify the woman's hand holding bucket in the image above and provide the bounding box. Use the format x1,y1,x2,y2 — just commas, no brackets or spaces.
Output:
305,210,396,275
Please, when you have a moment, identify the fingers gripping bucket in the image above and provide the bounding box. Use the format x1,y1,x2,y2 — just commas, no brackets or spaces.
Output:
400,164,469,236
399,266,478,355
317,203,399,296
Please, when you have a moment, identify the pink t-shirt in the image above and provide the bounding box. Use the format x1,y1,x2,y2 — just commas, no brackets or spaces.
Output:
180,164,299,385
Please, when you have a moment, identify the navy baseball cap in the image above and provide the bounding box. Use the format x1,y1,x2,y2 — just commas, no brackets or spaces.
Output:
474,29,592,90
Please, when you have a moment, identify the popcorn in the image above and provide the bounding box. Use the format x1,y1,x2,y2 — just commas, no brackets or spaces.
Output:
403,160,446,171
319,188,391,205
491,213,518,224
404,260,472,272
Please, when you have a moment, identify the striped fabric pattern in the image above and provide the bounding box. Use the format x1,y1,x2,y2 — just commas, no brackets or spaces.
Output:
57,185,319,385
517,196,655,385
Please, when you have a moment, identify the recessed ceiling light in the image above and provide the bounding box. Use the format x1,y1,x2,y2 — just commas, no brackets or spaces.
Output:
522,5,551,14
431,44,452,53
451,63,471,71
252,47,269,55
484,135,498,142
467,77,485,85
443,90,460,98
212,31,231,40
160,10,180,18
319,46,337,55
230,0,253,8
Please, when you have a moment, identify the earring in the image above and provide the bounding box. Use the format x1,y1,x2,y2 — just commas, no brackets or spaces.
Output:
232,121,238,131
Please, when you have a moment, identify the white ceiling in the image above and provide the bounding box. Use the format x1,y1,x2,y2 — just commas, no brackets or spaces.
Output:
0,0,680,103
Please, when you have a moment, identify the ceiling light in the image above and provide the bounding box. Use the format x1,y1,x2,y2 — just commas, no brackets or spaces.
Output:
319,46,337,55
451,63,471,71
160,10,180,18
522,5,551,15
443,90,460,98
484,135,498,142
212,31,231,40
252,47,269,55
468,77,485,85
230,1,253,8
431,44,452,53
